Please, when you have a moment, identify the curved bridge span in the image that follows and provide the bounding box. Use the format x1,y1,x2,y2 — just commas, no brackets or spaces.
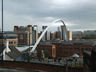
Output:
30,19,68,53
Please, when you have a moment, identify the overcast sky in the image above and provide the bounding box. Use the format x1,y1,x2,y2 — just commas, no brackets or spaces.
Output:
0,0,96,31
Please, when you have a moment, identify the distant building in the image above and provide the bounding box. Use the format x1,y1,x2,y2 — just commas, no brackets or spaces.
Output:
42,26,47,41
60,25,68,41
51,32,56,40
51,27,61,41
82,30,96,39
57,27,61,40
52,31,61,41
47,31,51,41
32,25,38,45
72,31,83,40
72,30,96,40
37,41,94,58
14,25,33,46
50,32,54,40
83,30,96,35
0,31,18,48
68,30,72,41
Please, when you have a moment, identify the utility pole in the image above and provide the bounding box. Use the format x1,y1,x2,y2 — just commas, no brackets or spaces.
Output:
1,0,4,62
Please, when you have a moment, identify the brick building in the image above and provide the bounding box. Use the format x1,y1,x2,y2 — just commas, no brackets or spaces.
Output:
37,44,56,58
72,31,83,40
14,25,32,46
32,25,38,45
37,41,94,58
14,25,38,46
0,31,18,48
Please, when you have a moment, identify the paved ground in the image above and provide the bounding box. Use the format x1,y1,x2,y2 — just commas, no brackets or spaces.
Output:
0,68,46,72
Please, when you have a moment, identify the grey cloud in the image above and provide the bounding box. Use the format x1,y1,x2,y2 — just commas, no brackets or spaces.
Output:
0,0,96,31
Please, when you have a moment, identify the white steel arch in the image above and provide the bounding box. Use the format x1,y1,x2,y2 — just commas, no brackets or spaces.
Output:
30,19,68,53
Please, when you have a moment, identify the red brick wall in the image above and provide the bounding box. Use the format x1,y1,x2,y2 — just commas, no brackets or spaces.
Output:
37,44,94,58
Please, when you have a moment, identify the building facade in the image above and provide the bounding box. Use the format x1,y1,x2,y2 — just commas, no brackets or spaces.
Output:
60,25,68,41
37,42,94,58
42,26,47,41
32,25,38,45
14,25,37,46
72,31,83,40
0,32,18,48
68,30,72,41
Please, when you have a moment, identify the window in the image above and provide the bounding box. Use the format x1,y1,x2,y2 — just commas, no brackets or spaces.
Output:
9,41,13,44
19,34,23,39
14,41,16,44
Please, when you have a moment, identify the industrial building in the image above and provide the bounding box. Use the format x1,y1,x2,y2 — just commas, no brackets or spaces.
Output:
37,41,94,58
0,31,18,48
14,25,38,46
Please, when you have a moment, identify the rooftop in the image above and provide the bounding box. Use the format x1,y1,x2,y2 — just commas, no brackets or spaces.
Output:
0,31,18,39
39,40,95,46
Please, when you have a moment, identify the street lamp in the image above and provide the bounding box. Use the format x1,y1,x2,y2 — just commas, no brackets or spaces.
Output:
1,0,4,62
30,19,65,53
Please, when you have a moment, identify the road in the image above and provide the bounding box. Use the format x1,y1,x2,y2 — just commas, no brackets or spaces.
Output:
0,68,45,72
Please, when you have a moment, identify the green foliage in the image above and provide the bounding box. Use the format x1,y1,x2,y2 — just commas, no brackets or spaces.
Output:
44,50,50,58
82,35,96,39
